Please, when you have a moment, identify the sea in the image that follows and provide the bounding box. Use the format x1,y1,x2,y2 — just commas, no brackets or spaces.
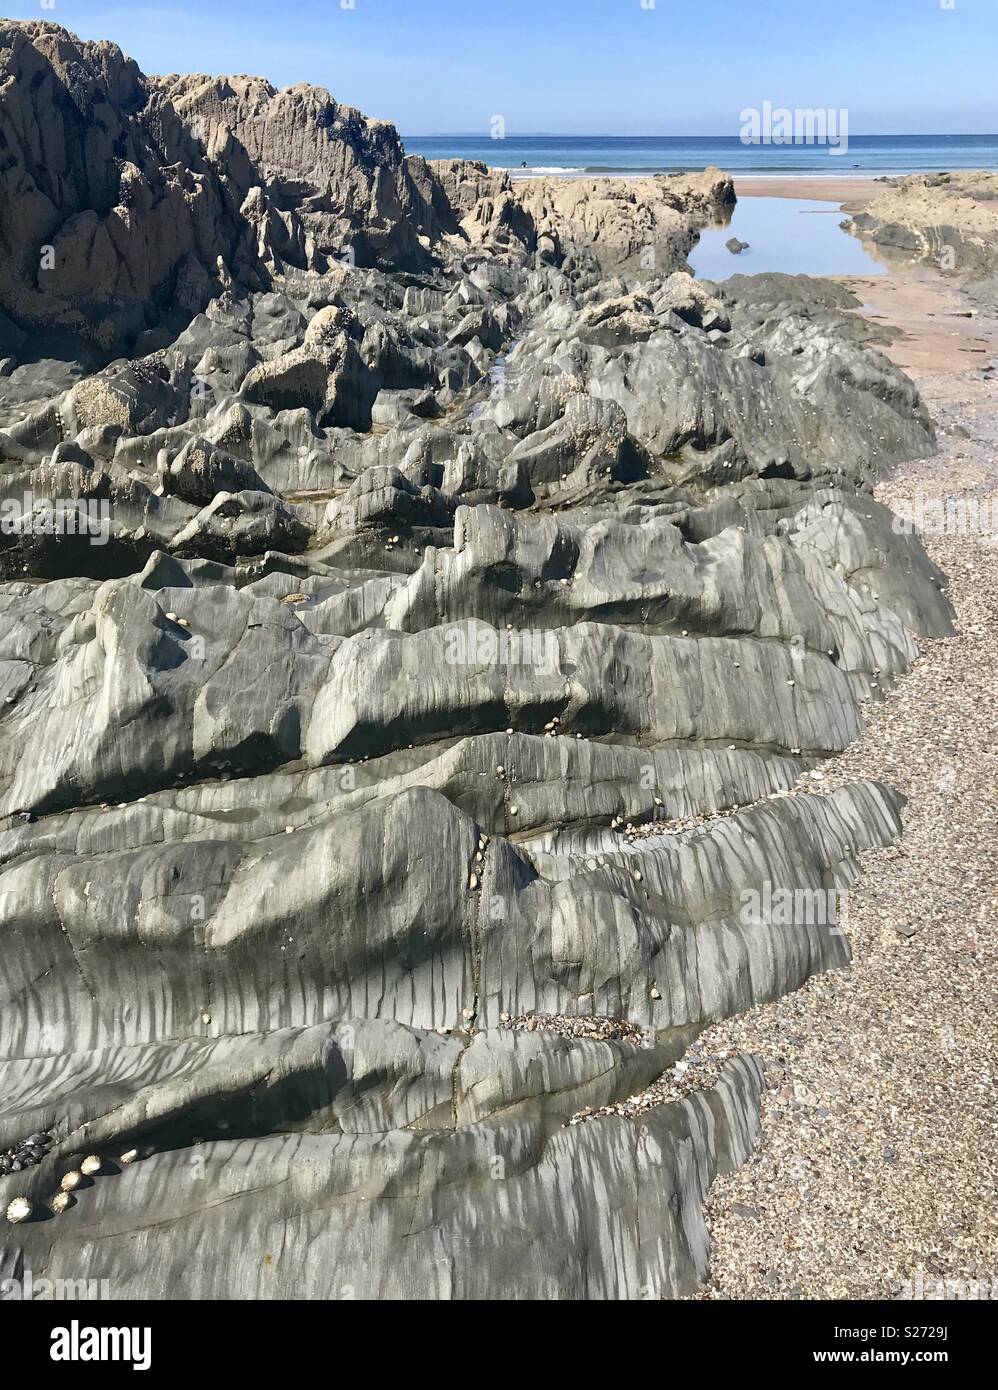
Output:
401,133,998,178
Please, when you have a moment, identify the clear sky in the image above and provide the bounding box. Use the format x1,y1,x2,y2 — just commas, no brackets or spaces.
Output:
6,0,997,135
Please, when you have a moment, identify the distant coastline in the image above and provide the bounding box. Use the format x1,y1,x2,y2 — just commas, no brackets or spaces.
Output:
401,133,998,178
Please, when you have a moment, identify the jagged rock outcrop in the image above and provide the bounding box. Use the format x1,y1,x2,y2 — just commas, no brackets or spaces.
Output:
514,168,735,275
424,159,541,258
0,19,739,365
0,20,263,353
0,25,517,358
845,172,998,304
151,71,447,273
0,22,956,1301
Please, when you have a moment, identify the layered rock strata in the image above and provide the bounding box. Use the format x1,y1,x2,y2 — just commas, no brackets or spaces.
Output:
845,171,998,304
0,22,953,1298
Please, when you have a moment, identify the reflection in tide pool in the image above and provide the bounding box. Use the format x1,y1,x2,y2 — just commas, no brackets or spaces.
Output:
688,197,890,281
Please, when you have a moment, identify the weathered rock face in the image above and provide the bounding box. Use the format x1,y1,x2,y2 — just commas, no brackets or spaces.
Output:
422,158,542,258
0,19,737,364
152,72,446,274
0,24,954,1301
845,172,998,302
0,23,534,359
513,168,736,275
0,20,263,354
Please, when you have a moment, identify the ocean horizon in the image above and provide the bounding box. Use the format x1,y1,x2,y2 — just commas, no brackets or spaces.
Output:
401,133,998,177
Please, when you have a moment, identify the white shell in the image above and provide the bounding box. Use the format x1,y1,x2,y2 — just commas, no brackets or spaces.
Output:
60,1170,82,1192
5,1197,31,1224
80,1155,102,1176
51,1192,71,1214
120,1148,139,1165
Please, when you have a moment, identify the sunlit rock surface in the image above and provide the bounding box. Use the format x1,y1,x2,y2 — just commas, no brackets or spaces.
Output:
0,22,952,1299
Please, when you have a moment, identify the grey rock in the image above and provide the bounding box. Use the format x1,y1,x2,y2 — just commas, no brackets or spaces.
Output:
0,20,958,1303
731,1202,761,1220
162,437,271,505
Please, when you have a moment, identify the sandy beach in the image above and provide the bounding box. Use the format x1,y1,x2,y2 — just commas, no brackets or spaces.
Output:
698,264,998,1298
735,175,884,208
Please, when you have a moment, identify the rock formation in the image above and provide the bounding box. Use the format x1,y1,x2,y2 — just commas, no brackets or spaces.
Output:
0,22,953,1299
845,171,998,304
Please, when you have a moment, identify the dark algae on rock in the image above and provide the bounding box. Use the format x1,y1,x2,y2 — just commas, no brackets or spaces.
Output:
0,22,953,1298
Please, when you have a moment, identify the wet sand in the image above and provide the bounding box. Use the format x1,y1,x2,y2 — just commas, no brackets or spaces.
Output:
840,270,997,376
735,176,883,210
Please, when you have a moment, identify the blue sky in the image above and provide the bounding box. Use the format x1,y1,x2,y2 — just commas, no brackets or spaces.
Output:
8,0,998,134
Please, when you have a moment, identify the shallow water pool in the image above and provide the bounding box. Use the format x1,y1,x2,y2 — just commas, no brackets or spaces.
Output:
688,196,890,281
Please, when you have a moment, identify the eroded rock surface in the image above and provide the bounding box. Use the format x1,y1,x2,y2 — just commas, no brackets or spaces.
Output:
845,171,998,306
0,22,953,1299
